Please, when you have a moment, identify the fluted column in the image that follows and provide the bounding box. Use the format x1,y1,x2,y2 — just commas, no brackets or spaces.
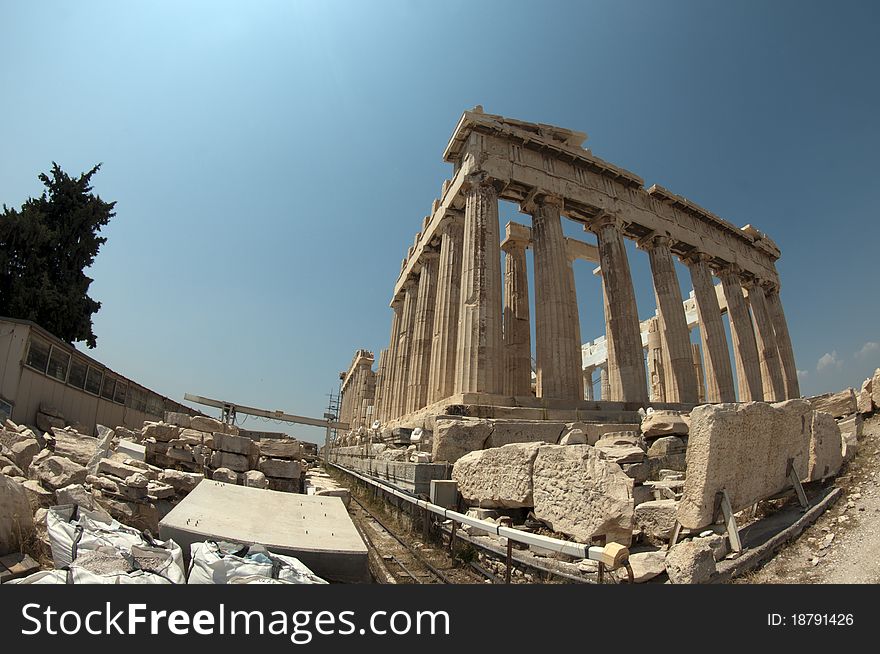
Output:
427,218,464,404
379,302,402,422
391,278,419,418
583,365,595,401
529,196,582,400
372,350,387,426
684,253,736,403
718,265,764,402
600,365,610,401
747,281,786,402
565,251,585,400
764,283,800,399
646,316,666,402
406,251,439,413
588,214,648,404
641,235,698,403
692,343,706,404
454,175,503,395
502,237,532,397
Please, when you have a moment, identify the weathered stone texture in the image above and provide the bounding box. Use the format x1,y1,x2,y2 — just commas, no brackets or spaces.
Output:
634,499,679,544
432,417,493,463
451,442,543,509
677,400,811,530
641,411,690,437
807,411,843,481
258,439,303,459
1,474,35,555
807,389,857,419
532,444,634,545
665,538,717,584
31,455,88,491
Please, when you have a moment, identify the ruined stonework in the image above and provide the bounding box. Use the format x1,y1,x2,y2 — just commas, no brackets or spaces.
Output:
807,411,843,481
451,442,543,509
532,444,634,545
677,401,812,530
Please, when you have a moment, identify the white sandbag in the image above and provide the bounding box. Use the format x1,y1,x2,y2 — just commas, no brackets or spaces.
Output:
228,576,293,584
46,505,184,583
187,541,326,585
6,567,172,584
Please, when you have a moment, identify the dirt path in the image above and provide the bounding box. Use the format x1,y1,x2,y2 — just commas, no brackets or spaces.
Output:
743,413,880,584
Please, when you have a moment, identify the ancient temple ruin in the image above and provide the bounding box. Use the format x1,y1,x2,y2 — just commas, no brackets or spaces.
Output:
337,107,799,440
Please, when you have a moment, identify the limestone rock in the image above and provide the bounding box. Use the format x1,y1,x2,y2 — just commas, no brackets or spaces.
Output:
647,436,686,457
807,411,843,481
212,432,253,455
212,468,239,484
532,444,634,545
839,416,860,462
432,417,493,463
145,422,182,443
641,410,690,437
97,458,144,480
558,428,587,445
807,389,857,419
161,469,203,494
48,427,97,466
244,470,269,489
594,432,646,464
665,538,717,584
124,473,149,489
857,377,874,414
633,484,655,506
191,416,224,433
21,479,54,511
872,369,880,412
0,431,41,472
164,411,192,428
1,474,35,555
176,429,212,446
210,451,249,473
621,453,687,484
634,499,679,544
626,550,667,583
258,457,302,479
56,483,98,510
32,455,87,491
451,442,543,509
258,439,303,459
486,420,565,448
677,400,812,530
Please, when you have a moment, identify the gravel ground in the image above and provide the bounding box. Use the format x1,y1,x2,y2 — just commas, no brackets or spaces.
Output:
741,412,880,584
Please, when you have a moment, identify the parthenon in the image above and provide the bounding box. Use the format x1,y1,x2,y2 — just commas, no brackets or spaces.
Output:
337,107,799,435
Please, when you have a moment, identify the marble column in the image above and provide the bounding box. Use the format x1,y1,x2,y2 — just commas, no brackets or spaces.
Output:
379,302,402,422
583,365,595,401
502,236,532,397
646,316,666,402
372,349,387,426
454,175,504,396
692,343,706,404
427,218,464,404
588,214,648,404
764,283,800,399
747,281,786,402
718,265,764,402
530,196,582,400
565,251,585,400
600,365,610,401
391,278,419,419
684,253,736,403
406,251,439,414
642,235,698,403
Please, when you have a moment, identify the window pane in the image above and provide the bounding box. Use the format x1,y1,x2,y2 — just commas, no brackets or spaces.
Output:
114,383,127,405
101,376,116,400
25,339,50,373
85,367,102,395
47,347,71,382
67,360,87,389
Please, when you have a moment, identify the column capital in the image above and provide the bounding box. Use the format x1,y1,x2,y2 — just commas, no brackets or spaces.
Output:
636,232,672,251
585,210,624,234
756,277,780,294
520,191,563,216
401,274,419,290
462,171,498,193
682,250,713,266
419,246,440,261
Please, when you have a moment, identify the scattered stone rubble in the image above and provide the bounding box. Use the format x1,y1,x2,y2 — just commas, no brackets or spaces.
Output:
0,410,319,582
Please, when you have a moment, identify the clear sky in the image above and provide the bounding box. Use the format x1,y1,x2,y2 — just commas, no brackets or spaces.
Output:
2,1,878,442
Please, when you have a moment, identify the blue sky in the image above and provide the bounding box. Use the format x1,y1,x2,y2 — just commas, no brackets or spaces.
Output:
2,1,877,441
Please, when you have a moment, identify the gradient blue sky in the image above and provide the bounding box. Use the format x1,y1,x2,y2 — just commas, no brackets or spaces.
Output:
2,1,878,442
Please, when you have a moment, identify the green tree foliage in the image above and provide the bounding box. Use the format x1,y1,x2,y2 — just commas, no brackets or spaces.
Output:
0,163,116,348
